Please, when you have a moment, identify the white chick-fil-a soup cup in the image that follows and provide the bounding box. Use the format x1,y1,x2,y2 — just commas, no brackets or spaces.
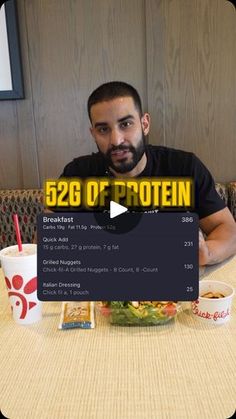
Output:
192,280,234,325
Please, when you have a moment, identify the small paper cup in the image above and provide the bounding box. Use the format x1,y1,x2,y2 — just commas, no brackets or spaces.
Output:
192,280,234,325
0,244,42,325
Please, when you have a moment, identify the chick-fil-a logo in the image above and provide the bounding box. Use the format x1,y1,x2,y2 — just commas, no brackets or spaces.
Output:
192,300,230,322
5,275,37,319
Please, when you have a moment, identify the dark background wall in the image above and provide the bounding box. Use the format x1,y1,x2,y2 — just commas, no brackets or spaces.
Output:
0,0,235,188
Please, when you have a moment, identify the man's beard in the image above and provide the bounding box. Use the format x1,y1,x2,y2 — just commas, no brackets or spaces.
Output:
99,133,147,174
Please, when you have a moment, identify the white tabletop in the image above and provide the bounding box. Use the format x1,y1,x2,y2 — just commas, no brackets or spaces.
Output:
0,257,236,419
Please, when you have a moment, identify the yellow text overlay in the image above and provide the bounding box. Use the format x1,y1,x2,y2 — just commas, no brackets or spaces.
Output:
44,178,194,209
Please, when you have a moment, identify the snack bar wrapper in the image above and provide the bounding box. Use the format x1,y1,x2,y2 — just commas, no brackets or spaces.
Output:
58,301,95,329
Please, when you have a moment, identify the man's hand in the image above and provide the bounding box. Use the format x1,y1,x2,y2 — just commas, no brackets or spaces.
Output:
199,230,213,266
199,207,236,266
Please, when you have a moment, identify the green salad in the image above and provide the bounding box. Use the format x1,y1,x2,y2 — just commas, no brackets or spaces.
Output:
98,301,178,325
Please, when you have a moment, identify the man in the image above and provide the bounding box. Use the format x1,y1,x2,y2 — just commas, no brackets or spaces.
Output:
60,81,236,266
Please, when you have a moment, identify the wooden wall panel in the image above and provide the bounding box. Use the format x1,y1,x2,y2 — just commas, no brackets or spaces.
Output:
0,1,40,189
0,0,235,188
16,0,40,188
25,0,146,184
146,0,236,182
0,101,23,188
146,0,165,146
163,0,199,152
206,0,236,182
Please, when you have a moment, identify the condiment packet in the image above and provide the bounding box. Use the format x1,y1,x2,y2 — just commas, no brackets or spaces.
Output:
58,301,95,329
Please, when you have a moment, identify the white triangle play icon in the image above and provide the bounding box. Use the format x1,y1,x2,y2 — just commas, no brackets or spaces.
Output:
110,201,128,219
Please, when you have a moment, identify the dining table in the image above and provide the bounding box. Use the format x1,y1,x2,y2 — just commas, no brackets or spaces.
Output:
0,256,235,419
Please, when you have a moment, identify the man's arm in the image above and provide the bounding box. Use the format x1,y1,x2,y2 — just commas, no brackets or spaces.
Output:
199,207,236,265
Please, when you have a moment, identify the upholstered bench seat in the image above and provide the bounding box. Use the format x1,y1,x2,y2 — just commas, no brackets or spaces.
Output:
0,189,43,249
0,184,235,250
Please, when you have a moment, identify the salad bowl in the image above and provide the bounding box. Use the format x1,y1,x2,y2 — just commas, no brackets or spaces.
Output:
97,301,180,326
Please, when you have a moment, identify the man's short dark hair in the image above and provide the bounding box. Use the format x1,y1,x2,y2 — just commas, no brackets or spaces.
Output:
87,81,143,122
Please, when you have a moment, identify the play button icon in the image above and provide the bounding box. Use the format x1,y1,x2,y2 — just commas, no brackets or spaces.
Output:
93,183,143,234
110,201,128,218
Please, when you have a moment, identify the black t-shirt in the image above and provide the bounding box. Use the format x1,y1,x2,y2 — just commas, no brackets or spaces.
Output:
60,145,225,219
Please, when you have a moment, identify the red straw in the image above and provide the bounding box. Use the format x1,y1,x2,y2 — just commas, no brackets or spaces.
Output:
13,214,23,252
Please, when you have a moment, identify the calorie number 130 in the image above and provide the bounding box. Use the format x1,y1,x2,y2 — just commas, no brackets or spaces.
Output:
184,264,193,269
